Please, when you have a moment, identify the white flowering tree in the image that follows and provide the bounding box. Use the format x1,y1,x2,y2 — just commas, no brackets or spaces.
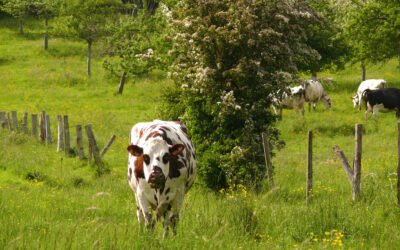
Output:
162,0,321,190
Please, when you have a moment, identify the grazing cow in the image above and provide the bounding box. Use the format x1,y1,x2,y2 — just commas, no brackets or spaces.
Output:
271,85,305,116
363,88,400,120
353,79,387,111
127,120,197,237
302,80,332,111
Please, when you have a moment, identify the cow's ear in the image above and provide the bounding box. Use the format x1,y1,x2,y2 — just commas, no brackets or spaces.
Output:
169,144,185,156
127,145,143,156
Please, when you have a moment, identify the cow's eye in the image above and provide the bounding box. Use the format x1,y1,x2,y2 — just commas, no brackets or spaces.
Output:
143,155,150,165
162,153,170,164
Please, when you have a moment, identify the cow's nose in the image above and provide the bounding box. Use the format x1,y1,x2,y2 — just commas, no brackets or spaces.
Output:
148,166,165,188
152,166,162,174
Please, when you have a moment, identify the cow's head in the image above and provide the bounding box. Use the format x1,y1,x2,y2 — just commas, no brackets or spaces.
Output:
127,138,185,189
352,95,359,108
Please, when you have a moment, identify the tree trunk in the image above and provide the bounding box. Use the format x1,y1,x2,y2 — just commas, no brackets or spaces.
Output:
117,71,128,94
361,63,366,81
311,71,317,81
44,18,49,50
87,41,92,77
19,17,24,34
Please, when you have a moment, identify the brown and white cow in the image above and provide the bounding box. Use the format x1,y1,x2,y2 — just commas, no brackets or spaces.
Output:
127,120,197,237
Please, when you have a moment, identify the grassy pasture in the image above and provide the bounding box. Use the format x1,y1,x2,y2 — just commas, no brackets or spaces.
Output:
1,17,400,249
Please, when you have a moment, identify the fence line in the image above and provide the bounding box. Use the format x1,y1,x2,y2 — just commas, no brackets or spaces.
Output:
0,110,116,168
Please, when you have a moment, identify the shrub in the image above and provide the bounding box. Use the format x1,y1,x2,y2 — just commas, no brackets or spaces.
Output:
162,0,320,190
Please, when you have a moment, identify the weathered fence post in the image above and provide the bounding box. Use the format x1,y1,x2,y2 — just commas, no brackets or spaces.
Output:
6,112,11,130
57,115,64,152
76,125,85,160
11,111,17,131
45,115,51,144
353,124,362,201
333,123,362,202
100,135,116,158
39,111,46,142
397,122,400,207
0,112,6,128
306,130,313,204
31,114,38,136
22,112,28,134
261,132,274,189
85,124,103,167
63,115,71,156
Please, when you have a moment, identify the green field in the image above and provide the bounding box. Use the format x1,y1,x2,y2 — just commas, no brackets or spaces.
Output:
2,17,400,249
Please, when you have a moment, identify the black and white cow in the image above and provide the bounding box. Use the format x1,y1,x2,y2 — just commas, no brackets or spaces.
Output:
127,120,197,237
363,88,400,120
271,85,306,116
353,79,387,111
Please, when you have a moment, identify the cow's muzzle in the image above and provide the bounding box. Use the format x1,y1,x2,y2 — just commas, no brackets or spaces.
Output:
148,166,166,189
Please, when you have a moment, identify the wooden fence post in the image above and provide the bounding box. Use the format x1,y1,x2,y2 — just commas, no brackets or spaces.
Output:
261,132,274,189
22,112,28,134
76,125,85,160
39,111,46,142
397,122,400,207
100,135,116,158
333,123,362,202
0,112,5,128
85,124,103,167
63,115,70,156
45,115,51,144
57,115,64,152
31,114,38,136
353,124,362,201
306,130,313,204
11,111,17,131
6,112,11,130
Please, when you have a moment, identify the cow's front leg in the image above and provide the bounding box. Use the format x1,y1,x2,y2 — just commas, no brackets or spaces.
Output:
162,210,179,237
137,197,155,230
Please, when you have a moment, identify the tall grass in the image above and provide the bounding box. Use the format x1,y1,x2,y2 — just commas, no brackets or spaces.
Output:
1,17,400,249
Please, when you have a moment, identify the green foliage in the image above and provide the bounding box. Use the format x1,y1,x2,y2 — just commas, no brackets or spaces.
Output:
55,0,120,43
303,0,350,74
163,0,321,190
103,7,169,79
342,0,400,66
1,0,33,33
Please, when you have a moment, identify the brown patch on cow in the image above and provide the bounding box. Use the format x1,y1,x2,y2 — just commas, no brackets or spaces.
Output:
164,187,170,195
166,196,169,201
127,145,143,156
134,157,145,180
169,157,184,179
139,128,145,138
